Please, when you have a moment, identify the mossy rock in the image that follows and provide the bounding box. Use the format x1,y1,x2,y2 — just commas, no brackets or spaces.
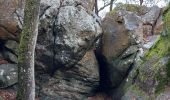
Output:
164,4,170,33
121,4,170,98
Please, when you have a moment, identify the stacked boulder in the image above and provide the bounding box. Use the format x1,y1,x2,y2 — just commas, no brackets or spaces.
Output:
100,10,143,89
0,0,102,99
98,5,163,92
0,0,166,99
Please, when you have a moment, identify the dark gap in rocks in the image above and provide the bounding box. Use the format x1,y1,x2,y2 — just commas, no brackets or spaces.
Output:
92,37,113,99
39,5,51,18
110,63,135,100
51,23,64,76
132,69,139,84
0,39,6,51
93,37,139,99
50,2,64,76
121,53,134,60
0,39,16,64
94,49,112,93
4,46,17,57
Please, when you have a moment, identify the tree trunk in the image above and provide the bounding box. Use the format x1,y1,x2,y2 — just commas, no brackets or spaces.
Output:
140,0,143,5
95,0,98,15
17,0,40,100
110,0,114,11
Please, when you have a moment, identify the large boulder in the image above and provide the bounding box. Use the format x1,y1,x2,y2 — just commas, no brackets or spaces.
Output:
120,5,170,99
0,0,102,72
0,90,16,100
0,64,17,88
37,51,99,100
36,0,102,72
154,15,164,35
0,0,101,99
142,6,161,26
141,6,163,39
100,10,142,88
0,0,21,41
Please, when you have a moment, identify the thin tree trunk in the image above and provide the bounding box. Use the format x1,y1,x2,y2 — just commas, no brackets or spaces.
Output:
140,0,143,5
110,0,114,11
95,0,98,15
17,0,40,100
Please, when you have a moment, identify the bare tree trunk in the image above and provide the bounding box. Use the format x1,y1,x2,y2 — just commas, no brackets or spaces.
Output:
140,0,143,5
95,0,98,15
110,0,114,11
17,0,40,100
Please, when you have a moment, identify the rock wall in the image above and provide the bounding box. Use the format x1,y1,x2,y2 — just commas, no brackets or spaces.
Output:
100,10,142,88
93,4,164,100
0,1,167,100
0,0,102,99
120,4,170,100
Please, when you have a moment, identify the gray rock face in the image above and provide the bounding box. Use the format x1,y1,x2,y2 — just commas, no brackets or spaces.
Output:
143,35,160,49
0,0,101,99
142,6,161,25
0,0,102,72
36,0,102,72
0,64,17,88
37,51,99,100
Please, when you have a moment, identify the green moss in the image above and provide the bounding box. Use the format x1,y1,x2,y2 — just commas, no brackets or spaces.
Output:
145,36,170,94
145,36,170,59
155,71,168,94
154,57,170,95
145,9,170,58
155,6,170,94
166,60,170,77
138,5,170,95
164,7,170,33
159,60,170,94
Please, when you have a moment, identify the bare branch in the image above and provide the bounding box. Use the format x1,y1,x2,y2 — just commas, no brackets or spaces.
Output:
98,2,111,12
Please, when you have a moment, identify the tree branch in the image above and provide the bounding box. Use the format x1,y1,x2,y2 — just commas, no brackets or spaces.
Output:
98,2,111,12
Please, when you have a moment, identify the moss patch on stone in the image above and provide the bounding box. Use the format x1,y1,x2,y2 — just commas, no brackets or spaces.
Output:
146,5,170,94
125,4,170,96
166,60,170,77
145,5,170,59
145,36,170,59
155,70,168,94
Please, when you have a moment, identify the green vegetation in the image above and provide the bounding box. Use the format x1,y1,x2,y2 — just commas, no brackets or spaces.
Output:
110,3,147,15
115,3,140,12
127,4,170,95
130,85,147,97
155,70,168,94
147,5,170,94
166,60,170,77
145,3,170,59
145,36,170,59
